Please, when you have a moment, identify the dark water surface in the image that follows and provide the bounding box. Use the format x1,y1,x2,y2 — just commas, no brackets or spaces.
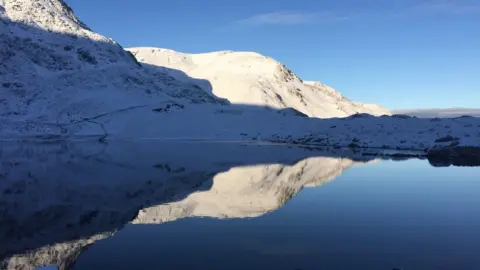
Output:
0,141,478,270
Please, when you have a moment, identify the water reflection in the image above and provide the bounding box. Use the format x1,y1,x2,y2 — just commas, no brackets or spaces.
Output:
0,141,379,270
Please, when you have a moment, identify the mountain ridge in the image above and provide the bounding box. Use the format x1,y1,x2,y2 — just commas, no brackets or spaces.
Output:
0,0,223,127
1,0,394,142
127,47,391,118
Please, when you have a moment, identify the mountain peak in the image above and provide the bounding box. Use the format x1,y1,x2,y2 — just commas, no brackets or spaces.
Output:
0,0,137,71
0,1,221,123
128,47,391,118
1,0,90,33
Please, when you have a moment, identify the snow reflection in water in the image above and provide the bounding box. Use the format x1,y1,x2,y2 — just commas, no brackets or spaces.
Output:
0,141,478,270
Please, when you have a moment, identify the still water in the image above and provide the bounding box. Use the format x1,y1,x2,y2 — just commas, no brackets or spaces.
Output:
1,141,479,270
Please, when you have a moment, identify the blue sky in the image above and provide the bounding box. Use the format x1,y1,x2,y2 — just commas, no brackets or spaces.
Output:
67,0,479,109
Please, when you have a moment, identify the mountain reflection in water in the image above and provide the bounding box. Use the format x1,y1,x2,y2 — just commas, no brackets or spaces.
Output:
0,141,377,269
1,141,478,270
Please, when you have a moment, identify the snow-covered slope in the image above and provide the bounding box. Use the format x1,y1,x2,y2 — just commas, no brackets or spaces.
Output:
0,0,389,128
127,48,391,118
0,0,222,125
1,0,479,157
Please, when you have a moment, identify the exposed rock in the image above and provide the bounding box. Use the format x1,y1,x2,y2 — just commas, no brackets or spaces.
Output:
427,147,480,167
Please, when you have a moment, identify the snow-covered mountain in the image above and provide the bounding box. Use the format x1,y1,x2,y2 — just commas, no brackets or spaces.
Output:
128,48,391,118
1,1,479,154
0,0,389,131
0,0,222,126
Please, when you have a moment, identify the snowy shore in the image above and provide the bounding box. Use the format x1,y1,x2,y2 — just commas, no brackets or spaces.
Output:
2,103,479,164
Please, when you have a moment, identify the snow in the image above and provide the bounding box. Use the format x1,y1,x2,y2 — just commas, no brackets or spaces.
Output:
127,47,392,118
4,102,478,154
0,0,222,125
1,0,478,155
0,2,478,269
0,3,478,268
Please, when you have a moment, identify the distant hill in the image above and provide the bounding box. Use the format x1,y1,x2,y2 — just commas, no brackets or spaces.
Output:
394,108,480,118
127,47,391,118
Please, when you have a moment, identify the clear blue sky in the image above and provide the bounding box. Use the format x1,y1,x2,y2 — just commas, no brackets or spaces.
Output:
67,0,479,110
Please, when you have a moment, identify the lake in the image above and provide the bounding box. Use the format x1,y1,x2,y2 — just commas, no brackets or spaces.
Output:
0,141,479,270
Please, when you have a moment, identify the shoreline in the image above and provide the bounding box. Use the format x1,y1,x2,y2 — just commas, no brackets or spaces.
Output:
1,137,479,166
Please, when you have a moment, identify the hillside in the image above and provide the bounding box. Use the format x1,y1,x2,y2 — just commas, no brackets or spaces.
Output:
128,48,391,118
0,0,389,130
0,0,222,126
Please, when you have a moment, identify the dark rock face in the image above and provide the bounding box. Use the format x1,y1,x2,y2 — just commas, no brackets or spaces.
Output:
391,114,412,119
277,108,308,118
346,113,375,119
434,135,459,143
427,147,480,167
